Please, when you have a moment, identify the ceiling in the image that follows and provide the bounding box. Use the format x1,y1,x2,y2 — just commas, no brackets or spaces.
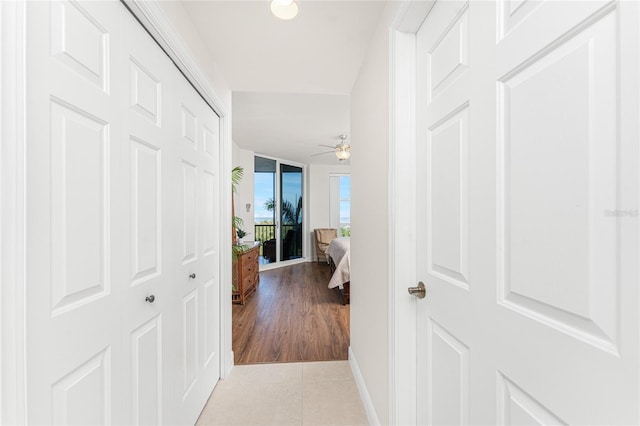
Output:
232,92,350,164
181,0,387,164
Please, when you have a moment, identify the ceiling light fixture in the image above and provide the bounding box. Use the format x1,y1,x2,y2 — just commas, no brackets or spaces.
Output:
270,0,299,20
335,135,350,161
335,145,350,161
311,134,351,161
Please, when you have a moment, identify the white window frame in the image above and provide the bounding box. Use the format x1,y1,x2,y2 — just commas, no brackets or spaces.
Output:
329,173,350,235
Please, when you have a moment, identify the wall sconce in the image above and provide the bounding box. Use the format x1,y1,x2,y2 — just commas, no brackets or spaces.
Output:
246,203,252,212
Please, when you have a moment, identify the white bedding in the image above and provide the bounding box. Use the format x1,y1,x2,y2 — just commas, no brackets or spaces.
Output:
328,237,350,289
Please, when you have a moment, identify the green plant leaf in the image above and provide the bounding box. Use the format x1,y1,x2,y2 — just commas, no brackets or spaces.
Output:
231,166,244,193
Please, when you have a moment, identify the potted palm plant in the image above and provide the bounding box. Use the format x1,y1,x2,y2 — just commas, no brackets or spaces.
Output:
231,166,244,246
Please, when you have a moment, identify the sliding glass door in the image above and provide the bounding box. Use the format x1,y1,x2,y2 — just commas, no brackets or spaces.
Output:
280,164,303,261
254,157,276,263
254,156,304,265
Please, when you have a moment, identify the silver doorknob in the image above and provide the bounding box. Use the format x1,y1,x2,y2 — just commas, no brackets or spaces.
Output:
189,273,196,279
408,282,426,299
145,295,155,303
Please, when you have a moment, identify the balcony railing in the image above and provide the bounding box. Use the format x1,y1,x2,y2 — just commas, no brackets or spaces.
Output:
254,224,276,251
254,224,302,261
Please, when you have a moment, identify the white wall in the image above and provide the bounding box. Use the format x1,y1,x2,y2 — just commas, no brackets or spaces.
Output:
232,142,255,241
307,164,350,260
349,2,402,423
156,2,231,110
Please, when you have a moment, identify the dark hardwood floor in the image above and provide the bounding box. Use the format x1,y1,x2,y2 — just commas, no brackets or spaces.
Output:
232,262,350,364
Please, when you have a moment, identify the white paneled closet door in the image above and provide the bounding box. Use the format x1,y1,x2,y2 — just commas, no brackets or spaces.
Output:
120,8,175,425
169,48,221,425
26,1,126,423
24,1,221,424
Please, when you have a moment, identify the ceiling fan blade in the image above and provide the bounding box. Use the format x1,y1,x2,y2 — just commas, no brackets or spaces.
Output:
318,144,337,149
310,151,335,157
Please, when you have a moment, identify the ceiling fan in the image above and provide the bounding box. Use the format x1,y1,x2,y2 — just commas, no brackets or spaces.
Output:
311,134,351,161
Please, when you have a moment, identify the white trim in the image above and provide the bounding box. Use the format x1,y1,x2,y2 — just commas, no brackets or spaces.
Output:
122,1,226,118
349,347,380,426
329,175,340,230
329,171,350,235
1,0,27,423
329,173,351,234
391,1,434,33
124,0,234,379
388,2,434,425
219,108,234,378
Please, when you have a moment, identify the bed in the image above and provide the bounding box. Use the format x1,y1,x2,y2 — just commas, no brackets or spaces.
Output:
328,237,350,304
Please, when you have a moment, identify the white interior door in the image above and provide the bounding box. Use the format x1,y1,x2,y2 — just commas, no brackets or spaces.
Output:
25,1,221,424
414,1,638,424
120,9,177,425
171,62,221,425
25,1,126,423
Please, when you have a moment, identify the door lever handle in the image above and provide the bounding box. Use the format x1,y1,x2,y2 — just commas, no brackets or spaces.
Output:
408,282,426,299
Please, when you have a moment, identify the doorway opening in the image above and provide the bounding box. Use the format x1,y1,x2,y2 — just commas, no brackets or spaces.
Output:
253,156,304,265
232,157,351,365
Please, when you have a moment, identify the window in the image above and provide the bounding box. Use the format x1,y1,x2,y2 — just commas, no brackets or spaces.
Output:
330,174,350,237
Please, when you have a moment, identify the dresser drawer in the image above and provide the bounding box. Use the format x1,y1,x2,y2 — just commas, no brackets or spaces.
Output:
243,249,258,264
243,274,255,289
232,242,260,304
242,261,255,276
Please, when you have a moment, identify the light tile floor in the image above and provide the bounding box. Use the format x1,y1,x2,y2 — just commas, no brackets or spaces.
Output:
196,361,369,426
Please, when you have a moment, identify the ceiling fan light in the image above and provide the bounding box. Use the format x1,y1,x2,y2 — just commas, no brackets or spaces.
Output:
335,146,350,161
270,0,299,20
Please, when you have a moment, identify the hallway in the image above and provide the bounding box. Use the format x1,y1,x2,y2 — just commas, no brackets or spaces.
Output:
196,361,368,425
233,262,350,364
4,1,639,424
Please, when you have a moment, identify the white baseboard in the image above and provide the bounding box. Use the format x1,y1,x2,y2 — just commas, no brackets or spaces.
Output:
349,347,381,426
223,351,234,379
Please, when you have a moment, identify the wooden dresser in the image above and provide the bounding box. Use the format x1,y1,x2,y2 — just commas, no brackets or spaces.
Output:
232,242,260,305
